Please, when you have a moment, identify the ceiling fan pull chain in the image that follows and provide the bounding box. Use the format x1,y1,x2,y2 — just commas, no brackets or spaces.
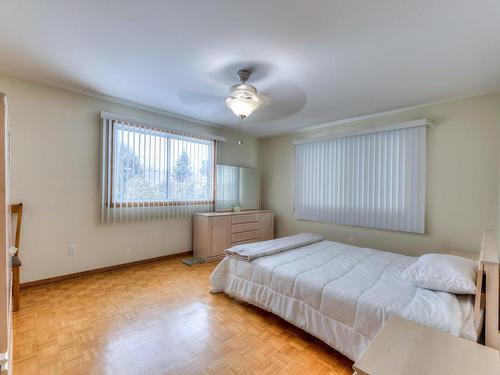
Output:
238,116,244,145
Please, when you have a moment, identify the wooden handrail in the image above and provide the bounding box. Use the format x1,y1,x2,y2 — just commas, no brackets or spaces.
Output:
10,203,22,312
10,203,22,253
477,229,500,350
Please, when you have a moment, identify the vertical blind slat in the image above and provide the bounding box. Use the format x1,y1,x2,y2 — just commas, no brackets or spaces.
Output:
100,118,108,223
106,120,113,224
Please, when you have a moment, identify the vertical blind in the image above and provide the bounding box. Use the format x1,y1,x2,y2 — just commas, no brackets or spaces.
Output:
294,123,427,233
100,114,219,223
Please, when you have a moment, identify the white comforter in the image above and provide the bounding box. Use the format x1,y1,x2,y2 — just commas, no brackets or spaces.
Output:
210,240,478,361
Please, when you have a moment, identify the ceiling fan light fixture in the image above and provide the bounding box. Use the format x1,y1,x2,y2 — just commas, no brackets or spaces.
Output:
225,82,261,119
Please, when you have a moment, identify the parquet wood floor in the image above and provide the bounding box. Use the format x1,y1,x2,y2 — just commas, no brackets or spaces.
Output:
13,256,353,375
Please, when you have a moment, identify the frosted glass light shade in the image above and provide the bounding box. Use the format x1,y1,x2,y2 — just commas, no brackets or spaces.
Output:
225,97,260,118
225,83,261,118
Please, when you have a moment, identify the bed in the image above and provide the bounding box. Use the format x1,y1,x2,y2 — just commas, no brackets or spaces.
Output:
210,234,495,361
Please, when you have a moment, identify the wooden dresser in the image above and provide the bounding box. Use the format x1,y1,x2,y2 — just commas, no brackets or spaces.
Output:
193,210,274,261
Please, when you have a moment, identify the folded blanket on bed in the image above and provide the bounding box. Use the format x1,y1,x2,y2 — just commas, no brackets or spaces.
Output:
225,232,324,261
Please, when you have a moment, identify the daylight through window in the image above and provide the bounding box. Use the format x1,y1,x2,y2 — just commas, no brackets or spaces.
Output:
112,122,214,205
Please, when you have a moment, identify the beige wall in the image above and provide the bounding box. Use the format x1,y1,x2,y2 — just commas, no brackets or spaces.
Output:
0,74,258,282
260,94,500,257
3,71,499,282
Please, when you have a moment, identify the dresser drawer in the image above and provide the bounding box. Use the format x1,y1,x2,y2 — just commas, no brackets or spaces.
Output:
231,214,258,224
231,230,259,243
231,222,258,233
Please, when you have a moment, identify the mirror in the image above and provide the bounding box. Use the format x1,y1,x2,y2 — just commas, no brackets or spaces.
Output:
216,165,260,211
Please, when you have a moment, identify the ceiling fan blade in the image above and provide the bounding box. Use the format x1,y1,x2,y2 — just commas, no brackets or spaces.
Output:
178,90,225,105
250,81,307,122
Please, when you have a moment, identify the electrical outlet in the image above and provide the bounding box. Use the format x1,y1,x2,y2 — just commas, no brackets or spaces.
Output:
68,244,77,255
348,236,354,243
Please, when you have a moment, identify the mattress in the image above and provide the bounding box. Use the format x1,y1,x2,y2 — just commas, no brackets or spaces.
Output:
210,240,479,361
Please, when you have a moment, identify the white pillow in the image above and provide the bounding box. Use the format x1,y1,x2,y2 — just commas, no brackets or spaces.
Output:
402,253,477,294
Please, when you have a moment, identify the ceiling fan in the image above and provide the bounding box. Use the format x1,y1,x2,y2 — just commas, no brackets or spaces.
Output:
177,63,306,124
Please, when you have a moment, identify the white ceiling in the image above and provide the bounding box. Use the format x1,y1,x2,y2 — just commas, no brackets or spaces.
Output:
1,1,500,136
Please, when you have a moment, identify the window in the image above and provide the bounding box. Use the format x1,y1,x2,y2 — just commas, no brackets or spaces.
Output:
112,122,213,205
100,113,217,222
294,121,428,233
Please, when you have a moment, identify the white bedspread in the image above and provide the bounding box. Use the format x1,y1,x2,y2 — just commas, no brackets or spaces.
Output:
210,240,478,361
